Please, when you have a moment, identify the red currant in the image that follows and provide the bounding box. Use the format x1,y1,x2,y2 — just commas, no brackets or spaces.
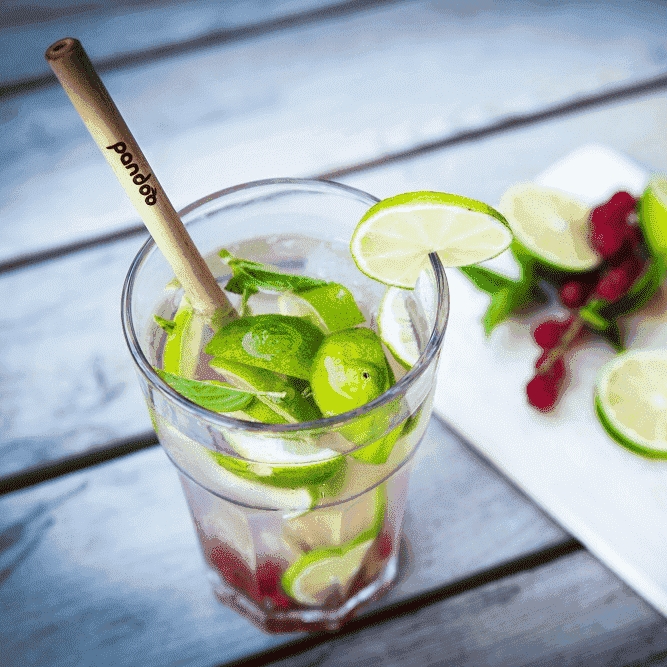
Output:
533,318,572,350
559,280,593,309
209,546,257,597
256,560,293,610
527,374,559,411
594,256,642,302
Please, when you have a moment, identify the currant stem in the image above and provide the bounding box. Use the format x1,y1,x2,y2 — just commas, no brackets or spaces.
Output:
537,317,584,374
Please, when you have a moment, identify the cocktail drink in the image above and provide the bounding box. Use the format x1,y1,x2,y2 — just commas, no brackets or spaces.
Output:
122,179,449,632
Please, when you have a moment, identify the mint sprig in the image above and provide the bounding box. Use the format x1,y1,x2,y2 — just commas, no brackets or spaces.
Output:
156,369,259,413
459,262,547,335
220,249,327,295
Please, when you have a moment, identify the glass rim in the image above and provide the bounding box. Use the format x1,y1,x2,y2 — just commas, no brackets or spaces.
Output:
121,177,449,434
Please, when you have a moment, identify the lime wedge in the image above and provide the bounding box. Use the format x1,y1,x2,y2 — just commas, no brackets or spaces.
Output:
595,350,667,458
209,357,321,423
284,486,385,551
640,176,667,260
350,191,512,288
278,282,365,334
206,314,324,380
498,183,600,272
378,287,420,369
160,296,206,378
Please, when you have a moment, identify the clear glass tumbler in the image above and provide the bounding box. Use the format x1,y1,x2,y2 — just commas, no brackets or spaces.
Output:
121,179,449,632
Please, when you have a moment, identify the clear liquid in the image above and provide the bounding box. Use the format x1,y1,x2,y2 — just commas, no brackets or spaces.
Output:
147,234,432,631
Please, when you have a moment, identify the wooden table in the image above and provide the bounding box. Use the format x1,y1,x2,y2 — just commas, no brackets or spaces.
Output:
3,2,667,665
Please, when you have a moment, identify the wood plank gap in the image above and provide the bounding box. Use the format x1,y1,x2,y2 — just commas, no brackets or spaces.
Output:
3,70,667,278
218,537,584,667
318,70,667,180
0,430,158,495
0,0,402,99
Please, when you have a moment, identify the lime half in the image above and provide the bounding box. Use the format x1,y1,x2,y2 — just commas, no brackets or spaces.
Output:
378,287,420,369
350,191,512,288
595,350,667,458
499,183,600,272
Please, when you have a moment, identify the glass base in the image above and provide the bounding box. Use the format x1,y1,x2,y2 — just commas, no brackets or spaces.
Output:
209,553,400,633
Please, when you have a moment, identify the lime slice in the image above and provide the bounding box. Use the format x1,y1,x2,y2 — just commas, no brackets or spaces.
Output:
281,539,374,606
209,449,345,490
595,350,667,458
160,296,207,378
277,283,365,334
350,191,512,288
209,358,321,423
378,287,420,369
206,314,324,380
157,423,314,512
284,486,385,551
640,176,667,260
498,183,600,272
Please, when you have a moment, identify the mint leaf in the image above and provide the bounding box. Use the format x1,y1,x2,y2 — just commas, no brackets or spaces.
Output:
154,315,176,334
155,369,254,413
458,265,515,294
220,249,327,295
483,287,514,335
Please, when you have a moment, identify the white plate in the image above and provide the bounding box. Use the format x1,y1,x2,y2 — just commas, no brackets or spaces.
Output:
434,144,667,615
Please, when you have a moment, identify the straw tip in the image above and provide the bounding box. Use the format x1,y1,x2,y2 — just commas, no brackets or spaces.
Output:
45,38,81,61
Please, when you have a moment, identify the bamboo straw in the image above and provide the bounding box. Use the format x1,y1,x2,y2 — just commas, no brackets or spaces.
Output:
45,37,233,319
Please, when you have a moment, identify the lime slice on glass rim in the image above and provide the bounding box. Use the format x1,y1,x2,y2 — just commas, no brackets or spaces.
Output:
595,350,667,459
350,191,512,288
281,487,385,605
498,183,600,272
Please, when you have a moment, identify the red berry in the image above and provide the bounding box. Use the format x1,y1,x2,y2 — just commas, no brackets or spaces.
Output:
209,546,257,597
626,225,644,249
256,560,293,610
377,531,393,560
533,317,572,350
607,191,637,217
536,352,566,383
559,280,593,309
527,374,559,411
594,256,642,302
590,206,627,258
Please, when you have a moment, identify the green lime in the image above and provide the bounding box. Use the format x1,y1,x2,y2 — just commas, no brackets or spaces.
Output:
281,538,374,606
498,183,600,272
281,487,385,604
640,176,667,260
160,297,206,378
278,282,365,334
209,357,321,423
350,191,512,288
205,314,324,381
595,350,667,458
209,448,344,490
310,328,392,416
378,286,420,369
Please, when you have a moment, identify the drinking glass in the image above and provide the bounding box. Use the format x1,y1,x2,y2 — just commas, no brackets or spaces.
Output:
121,179,449,632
